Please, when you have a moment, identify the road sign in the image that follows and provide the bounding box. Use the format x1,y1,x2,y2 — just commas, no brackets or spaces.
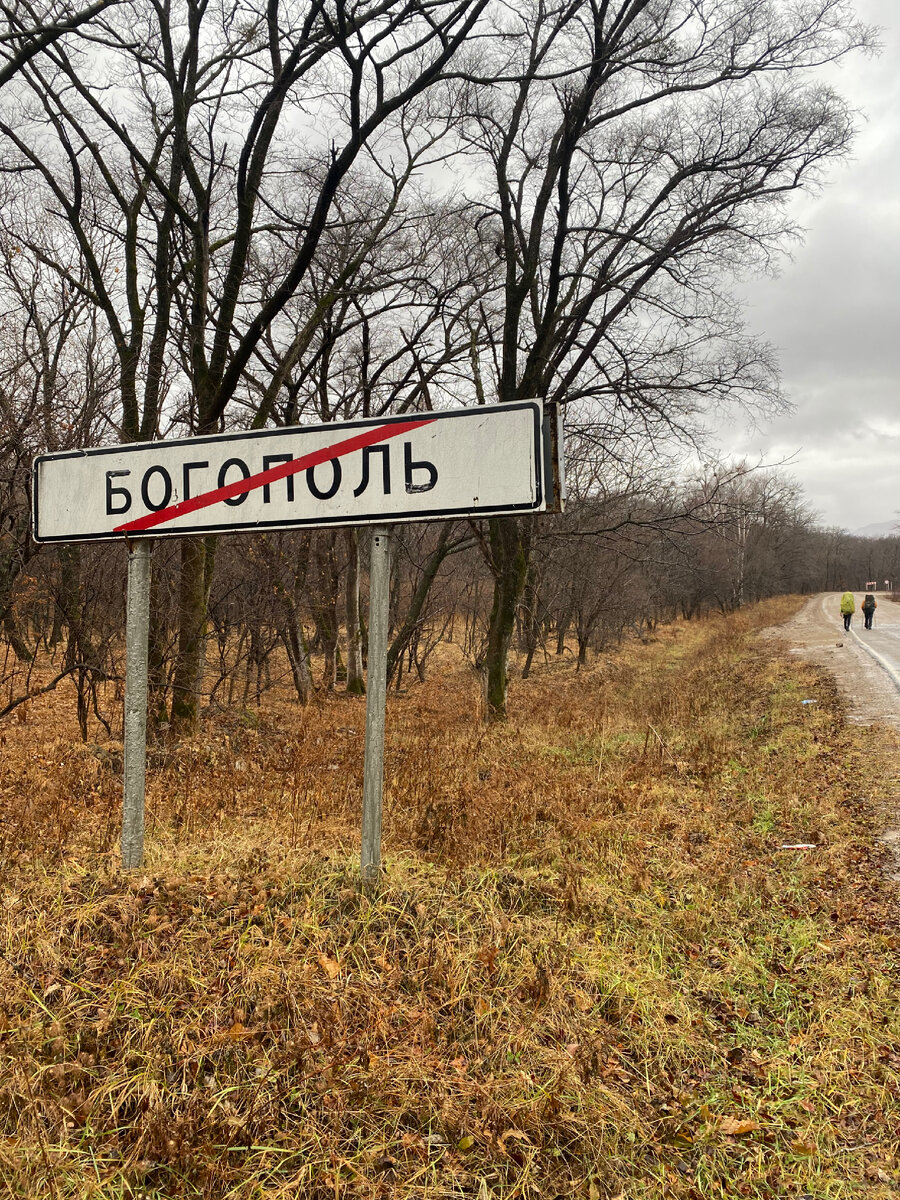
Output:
35,399,557,878
32,402,545,543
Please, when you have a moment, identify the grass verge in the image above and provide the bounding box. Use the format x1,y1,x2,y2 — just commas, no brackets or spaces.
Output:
0,596,898,1198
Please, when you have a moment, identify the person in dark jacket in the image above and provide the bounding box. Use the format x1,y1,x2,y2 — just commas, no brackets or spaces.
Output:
840,591,855,631
862,593,877,630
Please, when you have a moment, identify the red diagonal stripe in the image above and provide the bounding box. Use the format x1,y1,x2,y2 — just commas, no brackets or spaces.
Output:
114,417,436,534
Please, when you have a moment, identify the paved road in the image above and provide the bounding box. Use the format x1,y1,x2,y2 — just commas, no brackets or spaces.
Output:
819,592,900,694
773,593,900,729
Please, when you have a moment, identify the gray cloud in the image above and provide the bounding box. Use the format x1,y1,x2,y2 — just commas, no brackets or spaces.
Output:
719,0,900,532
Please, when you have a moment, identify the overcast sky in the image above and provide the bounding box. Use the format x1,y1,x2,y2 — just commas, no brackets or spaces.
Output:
717,0,899,534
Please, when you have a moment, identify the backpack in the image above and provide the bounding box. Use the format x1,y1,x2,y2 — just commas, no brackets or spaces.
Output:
863,594,876,612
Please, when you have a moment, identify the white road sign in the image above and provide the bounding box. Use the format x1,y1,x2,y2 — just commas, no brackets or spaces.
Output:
32,402,545,543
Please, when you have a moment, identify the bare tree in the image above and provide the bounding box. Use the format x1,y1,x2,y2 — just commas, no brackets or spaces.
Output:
0,231,116,672
0,0,490,730
0,0,121,88
457,0,870,716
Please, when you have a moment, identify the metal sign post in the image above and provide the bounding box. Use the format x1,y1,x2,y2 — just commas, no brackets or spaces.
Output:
121,540,152,869
361,526,391,889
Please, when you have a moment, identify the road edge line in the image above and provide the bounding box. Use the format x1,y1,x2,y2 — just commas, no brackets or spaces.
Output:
849,626,900,693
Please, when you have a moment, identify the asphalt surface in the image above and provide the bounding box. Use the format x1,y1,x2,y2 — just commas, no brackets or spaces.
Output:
772,593,900,730
820,592,900,694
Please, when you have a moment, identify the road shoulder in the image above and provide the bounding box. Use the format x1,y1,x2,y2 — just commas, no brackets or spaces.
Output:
762,592,900,879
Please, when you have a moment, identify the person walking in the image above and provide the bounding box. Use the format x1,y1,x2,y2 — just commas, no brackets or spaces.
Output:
862,593,877,630
840,590,855,631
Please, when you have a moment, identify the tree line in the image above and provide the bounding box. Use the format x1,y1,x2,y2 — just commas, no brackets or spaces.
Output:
4,440,896,737
0,0,878,732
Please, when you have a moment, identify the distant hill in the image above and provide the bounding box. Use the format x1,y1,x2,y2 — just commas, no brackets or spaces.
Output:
852,520,900,538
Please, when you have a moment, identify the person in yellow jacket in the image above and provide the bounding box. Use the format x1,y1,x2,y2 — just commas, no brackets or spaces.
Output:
839,591,855,632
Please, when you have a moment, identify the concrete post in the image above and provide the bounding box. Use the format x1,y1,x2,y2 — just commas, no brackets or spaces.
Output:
122,539,152,870
361,525,391,888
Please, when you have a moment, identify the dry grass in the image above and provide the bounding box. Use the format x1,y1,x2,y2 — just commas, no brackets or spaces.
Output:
1,596,899,1199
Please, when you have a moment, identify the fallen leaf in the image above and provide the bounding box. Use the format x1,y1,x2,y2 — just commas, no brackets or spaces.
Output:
500,1128,531,1144
790,1138,816,1156
217,1021,253,1043
865,1166,893,1185
317,953,340,980
718,1117,758,1136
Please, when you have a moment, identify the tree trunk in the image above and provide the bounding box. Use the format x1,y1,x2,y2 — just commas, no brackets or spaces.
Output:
194,535,216,700
278,597,312,704
57,544,82,662
2,609,31,663
311,532,341,690
48,596,65,650
344,528,365,694
555,605,573,655
171,538,208,735
483,517,528,720
577,631,588,668
259,534,312,704
57,545,93,741
386,523,453,685
520,563,540,680
271,569,312,706
147,541,171,731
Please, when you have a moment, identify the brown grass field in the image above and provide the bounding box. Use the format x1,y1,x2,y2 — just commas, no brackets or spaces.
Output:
0,597,898,1199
